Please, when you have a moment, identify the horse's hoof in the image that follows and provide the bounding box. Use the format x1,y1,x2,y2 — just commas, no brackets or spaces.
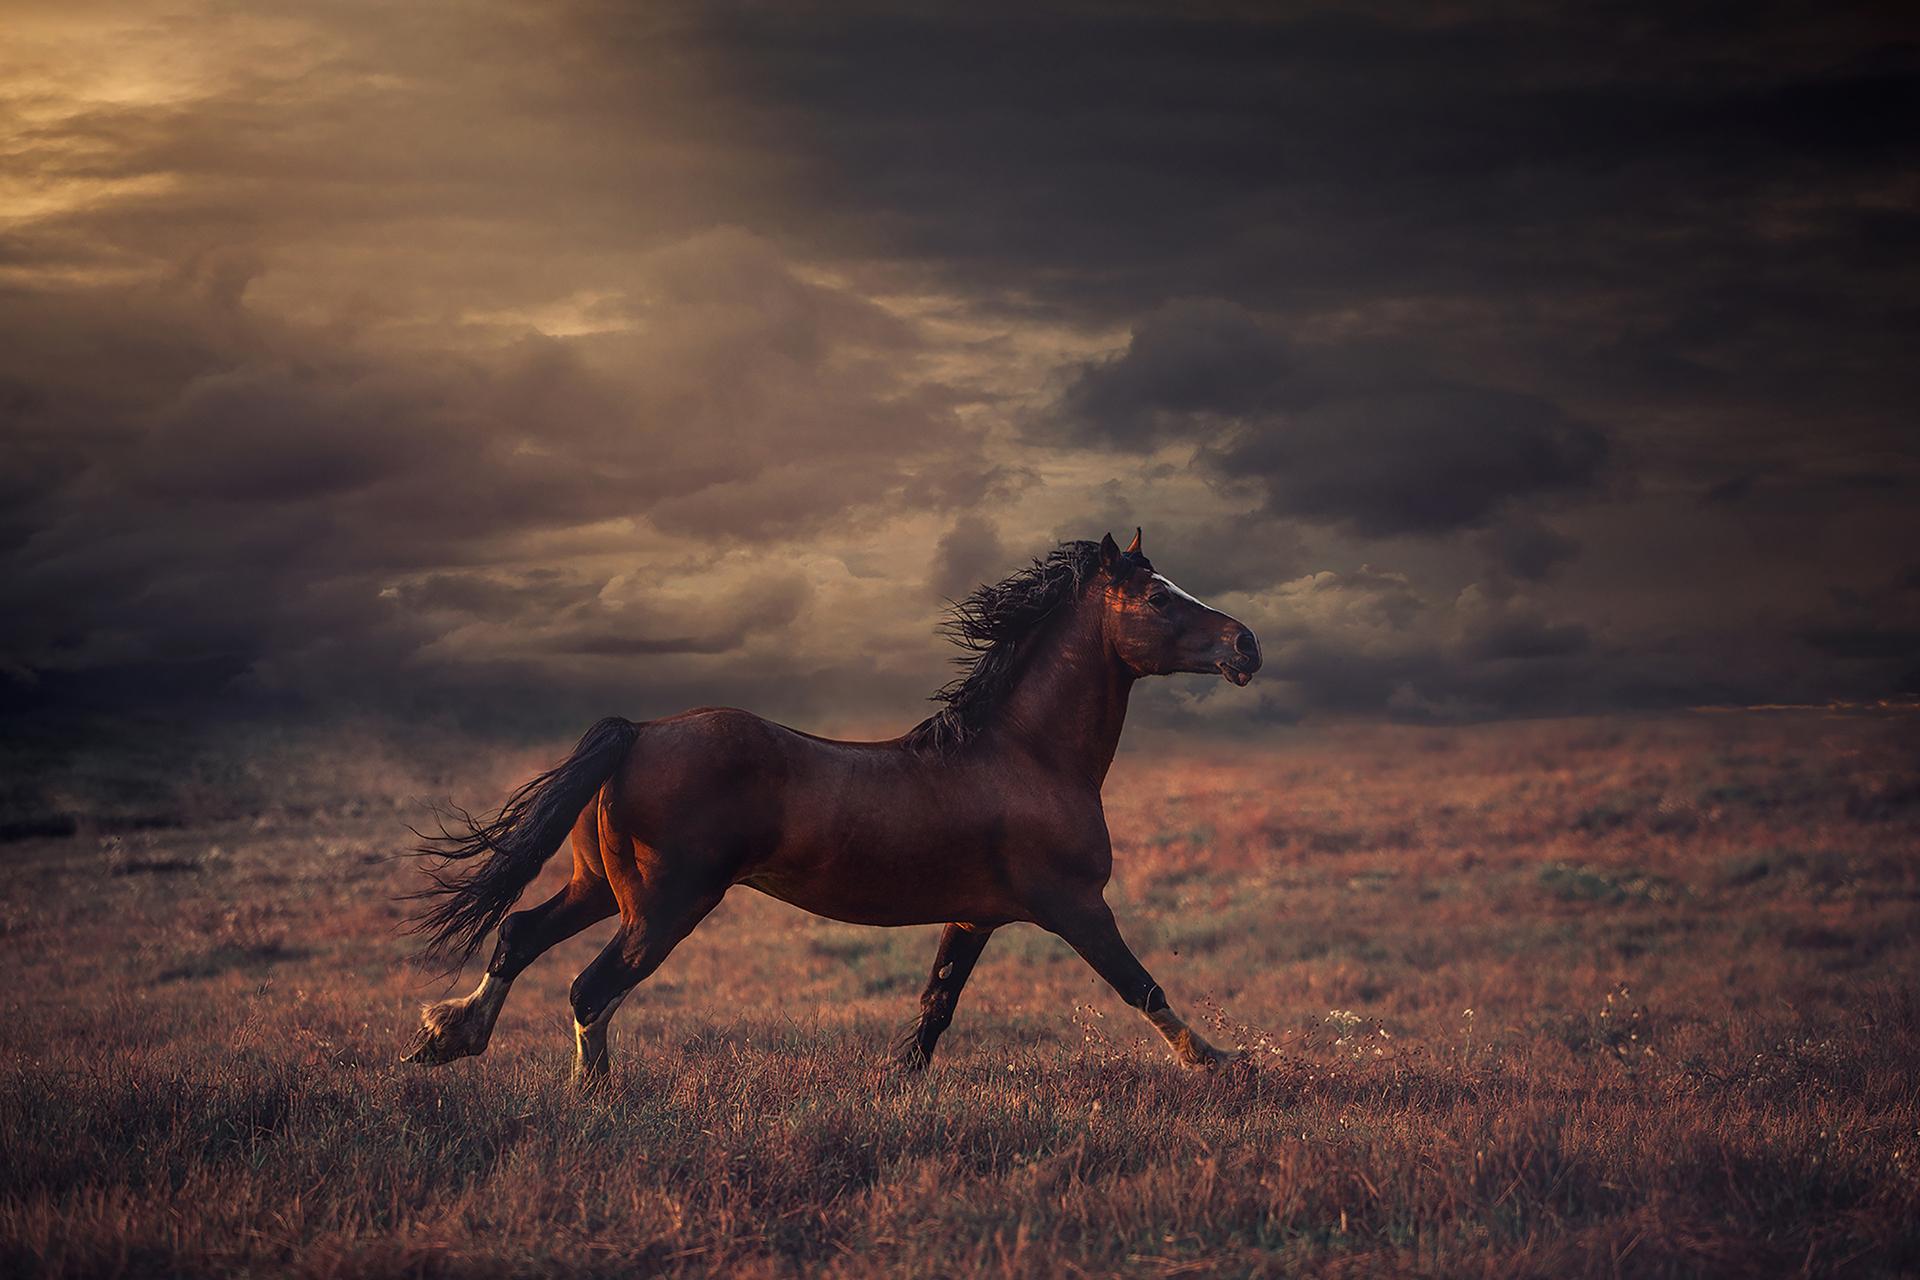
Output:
1184,1044,1241,1072
1203,1048,1252,1076
399,1027,444,1065
401,1023,478,1066
403,995,495,1066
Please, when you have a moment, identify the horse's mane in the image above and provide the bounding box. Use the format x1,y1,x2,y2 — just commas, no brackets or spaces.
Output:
903,538,1146,755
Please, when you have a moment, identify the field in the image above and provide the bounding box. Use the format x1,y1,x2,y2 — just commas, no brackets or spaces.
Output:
2,712,1917,1277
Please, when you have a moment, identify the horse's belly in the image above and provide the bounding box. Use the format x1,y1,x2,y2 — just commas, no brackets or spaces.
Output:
738,837,1019,928
722,748,1031,926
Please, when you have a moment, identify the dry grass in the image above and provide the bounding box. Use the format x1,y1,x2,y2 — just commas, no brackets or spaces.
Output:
2,712,1917,1277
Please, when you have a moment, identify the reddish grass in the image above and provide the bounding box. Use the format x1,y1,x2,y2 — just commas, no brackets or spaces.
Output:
2,712,1917,1277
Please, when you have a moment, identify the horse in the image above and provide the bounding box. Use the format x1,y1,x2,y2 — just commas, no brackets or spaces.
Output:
402,529,1263,1083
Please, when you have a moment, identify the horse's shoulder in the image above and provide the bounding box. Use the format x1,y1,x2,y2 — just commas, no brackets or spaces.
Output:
996,779,1108,851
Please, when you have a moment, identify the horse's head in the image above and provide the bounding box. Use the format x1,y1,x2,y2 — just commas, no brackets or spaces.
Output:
1095,529,1261,686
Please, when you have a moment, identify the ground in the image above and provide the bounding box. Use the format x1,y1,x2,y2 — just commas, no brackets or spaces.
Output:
2,711,1917,1277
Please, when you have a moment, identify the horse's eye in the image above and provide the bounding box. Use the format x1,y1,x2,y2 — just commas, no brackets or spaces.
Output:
1147,591,1171,610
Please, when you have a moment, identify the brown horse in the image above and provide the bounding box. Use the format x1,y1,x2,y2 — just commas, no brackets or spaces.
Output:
402,530,1262,1082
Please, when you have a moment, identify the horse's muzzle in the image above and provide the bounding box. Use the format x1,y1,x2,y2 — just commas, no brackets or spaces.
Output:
1218,626,1261,685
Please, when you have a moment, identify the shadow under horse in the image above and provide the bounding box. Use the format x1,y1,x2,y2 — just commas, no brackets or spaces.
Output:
403,529,1263,1083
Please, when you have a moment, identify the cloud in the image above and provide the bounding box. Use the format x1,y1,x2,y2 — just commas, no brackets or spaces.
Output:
0,0,1915,730
1799,626,1920,662
928,514,1009,601
551,585,813,659
1464,614,1592,662
1188,571,1762,724
1048,299,1297,447
1474,515,1581,582
0,221,975,717
1216,386,1608,536
1044,299,1610,536
386,571,599,619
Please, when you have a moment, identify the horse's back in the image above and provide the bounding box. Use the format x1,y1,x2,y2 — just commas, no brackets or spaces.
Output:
601,706,893,857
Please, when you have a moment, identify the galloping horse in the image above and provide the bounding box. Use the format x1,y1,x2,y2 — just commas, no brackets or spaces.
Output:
403,530,1262,1082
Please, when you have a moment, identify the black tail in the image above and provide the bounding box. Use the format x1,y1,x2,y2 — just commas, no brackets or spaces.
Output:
406,716,640,969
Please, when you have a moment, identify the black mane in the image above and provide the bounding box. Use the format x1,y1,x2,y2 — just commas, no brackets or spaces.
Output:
903,539,1149,754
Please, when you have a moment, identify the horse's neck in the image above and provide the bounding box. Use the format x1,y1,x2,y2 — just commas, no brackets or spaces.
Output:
991,597,1134,787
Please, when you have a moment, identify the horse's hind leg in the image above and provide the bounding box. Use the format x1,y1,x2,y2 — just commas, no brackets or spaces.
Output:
404,815,616,1066
570,884,723,1086
895,923,996,1071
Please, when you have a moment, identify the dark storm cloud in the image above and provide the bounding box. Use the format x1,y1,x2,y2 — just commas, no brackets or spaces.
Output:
681,1,1917,502
680,4,1918,301
1046,299,1609,536
552,575,814,657
1800,626,1920,662
1,0,977,722
1474,516,1581,584
388,572,601,619
928,514,1009,601
1796,569,1920,670
0,226,975,716
1049,300,1297,448
1214,385,1608,537
1464,614,1592,663
2,0,1915,730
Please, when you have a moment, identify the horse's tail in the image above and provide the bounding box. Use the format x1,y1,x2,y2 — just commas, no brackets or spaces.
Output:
406,716,640,969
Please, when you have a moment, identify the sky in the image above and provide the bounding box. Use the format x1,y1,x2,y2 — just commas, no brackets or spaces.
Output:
2,0,1916,737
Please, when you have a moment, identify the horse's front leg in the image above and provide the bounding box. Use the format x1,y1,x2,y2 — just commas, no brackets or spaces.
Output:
895,922,996,1070
1045,898,1235,1070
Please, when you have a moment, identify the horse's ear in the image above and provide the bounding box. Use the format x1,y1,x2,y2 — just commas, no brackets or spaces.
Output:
1099,532,1121,570
1124,527,1142,556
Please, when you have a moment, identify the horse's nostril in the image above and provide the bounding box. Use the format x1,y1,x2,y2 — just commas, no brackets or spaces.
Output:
1233,629,1261,662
